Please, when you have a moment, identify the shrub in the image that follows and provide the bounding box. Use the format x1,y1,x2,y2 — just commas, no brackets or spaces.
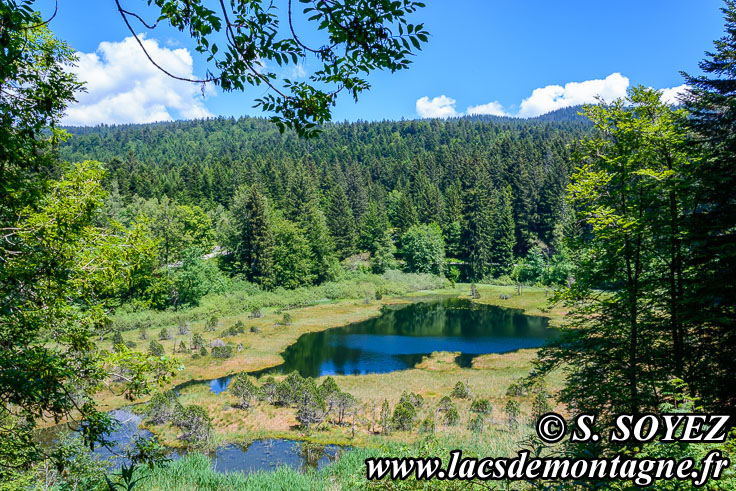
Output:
222,322,246,337
444,407,459,426
192,333,205,350
178,340,188,353
250,326,260,333
249,309,263,319
139,327,148,340
212,345,233,359
399,391,423,408
159,327,172,340
295,379,325,429
205,315,219,332
147,390,182,425
175,404,212,445
275,371,306,406
279,312,293,325
178,322,190,335
419,416,435,434
148,340,165,357
229,373,258,409
468,414,486,434
199,346,208,356
380,399,391,435
505,400,521,428
111,331,124,351
125,340,137,349
450,381,470,399
470,398,492,415
391,400,416,431
530,390,552,425
258,376,278,403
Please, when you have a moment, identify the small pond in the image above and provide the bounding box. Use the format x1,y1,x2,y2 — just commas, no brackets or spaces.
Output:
37,410,345,475
209,297,558,393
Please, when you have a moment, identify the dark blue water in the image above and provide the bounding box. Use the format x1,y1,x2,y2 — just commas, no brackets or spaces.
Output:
208,297,557,393
38,410,345,474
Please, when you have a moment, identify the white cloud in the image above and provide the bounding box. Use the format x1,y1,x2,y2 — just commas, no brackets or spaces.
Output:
63,35,213,125
517,72,630,117
288,63,306,79
466,100,507,117
659,84,689,105
416,95,459,118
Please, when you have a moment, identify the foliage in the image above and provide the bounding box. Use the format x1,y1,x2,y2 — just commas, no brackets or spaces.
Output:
175,404,212,445
147,390,182,425
148,340,165,357
450,380,470,399
391,400,416,431
400,223,446,275
171,247,228,307
469,398,492,415
229,373,258,409
536,87,696,429
211,344,234,359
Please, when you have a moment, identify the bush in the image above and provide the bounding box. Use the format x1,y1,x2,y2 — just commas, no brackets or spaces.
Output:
450,381,470,399
444,407,459,426
148,340,165,357
147,390,182,425
419,416,435,434
199,346,208,356
380,399,391,435
258,376,278,403
295,379,325,428
159,327,172,340
111,331,124,351
468,414,486,434
250,326,260,333
192,333,205,349
212,345,233,359
178,322,190,335
470,398,492,415
229,373,258,409
175,404,212,445
391,400,416,431
399,391,423,408
205,315,219,332
505,400,521,428
222,323,246,336
279,312,293,325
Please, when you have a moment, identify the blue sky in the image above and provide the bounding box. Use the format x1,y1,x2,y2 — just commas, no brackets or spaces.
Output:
48,1,726,125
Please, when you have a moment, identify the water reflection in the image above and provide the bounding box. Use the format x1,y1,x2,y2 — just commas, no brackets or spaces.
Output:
207,297,557,393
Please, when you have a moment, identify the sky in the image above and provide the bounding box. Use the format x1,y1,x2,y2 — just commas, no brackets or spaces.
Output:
46,1,727,126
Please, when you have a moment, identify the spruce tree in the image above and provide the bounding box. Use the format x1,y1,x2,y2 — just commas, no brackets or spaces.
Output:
490,185,516,276
231,185,275,288
682,0,736,415
325,182,357,259
464,170,494,281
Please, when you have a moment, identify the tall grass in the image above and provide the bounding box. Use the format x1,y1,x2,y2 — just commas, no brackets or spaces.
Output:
114,271,444,332
135,430,535,490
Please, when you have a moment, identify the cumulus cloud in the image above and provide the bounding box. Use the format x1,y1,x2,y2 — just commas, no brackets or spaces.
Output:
516,72,630,117
63,35,213,125
659,84,689,105
466,100,507,117
416,95,459,118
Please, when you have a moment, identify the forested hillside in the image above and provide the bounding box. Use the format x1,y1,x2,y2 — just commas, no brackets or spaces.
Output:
59,116,588,289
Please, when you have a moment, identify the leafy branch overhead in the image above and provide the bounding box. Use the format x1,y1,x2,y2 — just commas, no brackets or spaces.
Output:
114,0,429,137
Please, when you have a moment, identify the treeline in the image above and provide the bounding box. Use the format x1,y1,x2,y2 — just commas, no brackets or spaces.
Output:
59,116,588,303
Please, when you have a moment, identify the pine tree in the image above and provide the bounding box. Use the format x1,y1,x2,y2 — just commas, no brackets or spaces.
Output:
325,182,357,259
394,190,418,237
230,185,275,288
490,185,516,276
682,0,736,415
464,170,494,281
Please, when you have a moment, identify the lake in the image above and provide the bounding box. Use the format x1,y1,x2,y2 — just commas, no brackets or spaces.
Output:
209,297,557,393
37,409,345,475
